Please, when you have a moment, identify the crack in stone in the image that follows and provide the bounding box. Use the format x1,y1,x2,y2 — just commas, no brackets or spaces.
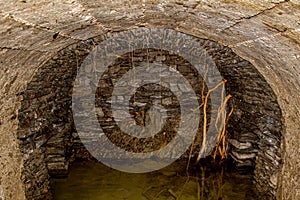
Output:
221,0,290,32
262,21,288,33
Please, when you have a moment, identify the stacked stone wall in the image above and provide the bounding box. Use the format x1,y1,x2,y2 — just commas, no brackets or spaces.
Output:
17,30,283,199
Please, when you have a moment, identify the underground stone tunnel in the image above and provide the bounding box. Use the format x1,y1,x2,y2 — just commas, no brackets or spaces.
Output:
0,0,299,200
16,28,284,199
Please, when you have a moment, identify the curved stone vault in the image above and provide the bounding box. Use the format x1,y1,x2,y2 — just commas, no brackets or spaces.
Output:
0,0,299,200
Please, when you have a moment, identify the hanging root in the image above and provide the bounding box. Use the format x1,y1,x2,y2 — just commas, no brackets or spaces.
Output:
196,79,233,163
212,96,233,160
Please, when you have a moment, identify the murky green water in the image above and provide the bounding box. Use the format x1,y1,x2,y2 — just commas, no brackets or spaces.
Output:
51,159,258,200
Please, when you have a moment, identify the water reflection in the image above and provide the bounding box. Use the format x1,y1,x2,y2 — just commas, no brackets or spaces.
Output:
51,159,257,200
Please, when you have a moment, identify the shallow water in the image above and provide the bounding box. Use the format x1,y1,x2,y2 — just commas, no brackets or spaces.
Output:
51,159,257,200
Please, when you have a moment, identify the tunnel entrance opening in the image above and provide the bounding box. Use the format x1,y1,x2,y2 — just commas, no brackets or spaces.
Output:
17,29,283,200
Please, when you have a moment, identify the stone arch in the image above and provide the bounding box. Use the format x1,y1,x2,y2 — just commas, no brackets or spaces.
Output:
0,1,299,200
15,28,283,199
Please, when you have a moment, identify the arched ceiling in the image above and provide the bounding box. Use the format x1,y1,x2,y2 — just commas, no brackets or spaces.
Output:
0,0,299,199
